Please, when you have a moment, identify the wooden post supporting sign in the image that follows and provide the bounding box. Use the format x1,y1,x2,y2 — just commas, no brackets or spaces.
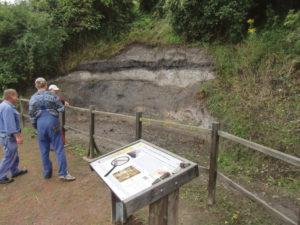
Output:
149,189,179,225
111,192,127,225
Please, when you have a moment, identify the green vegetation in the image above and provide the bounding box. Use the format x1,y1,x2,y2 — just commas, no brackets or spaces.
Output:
203,10,300,154
0,2,67,89
69,143,87,157
1,1,299,222
0,0,134,91
166,0,253,42
63,14,182,71
202,10,300,197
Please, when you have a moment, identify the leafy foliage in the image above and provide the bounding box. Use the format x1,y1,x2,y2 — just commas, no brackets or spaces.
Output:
165,0,300,42
165,0,253,42
139,0,159,13
0,0,134,91
203,11,300,156
0,3,67,90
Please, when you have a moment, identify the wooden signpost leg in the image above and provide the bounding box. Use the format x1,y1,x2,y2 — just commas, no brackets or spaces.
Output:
167,189,179,225
111,192,127,225
149,189,179,225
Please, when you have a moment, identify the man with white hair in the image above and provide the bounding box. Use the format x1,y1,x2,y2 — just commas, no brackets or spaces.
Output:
48,84,69,145
48,84,70,106
0,89,27,184
29,77,75,181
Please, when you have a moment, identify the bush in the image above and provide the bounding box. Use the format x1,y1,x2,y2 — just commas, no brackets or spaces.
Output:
0,0,135,91
0,3,67,90
31,0,134,37
166,0,253,42
165,0,299,42
204,11,300,156
283,10,300,55
139,0,160,13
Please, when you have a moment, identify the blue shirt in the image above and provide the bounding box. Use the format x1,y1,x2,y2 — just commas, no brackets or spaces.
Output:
29,90,64,126
0,100,21,135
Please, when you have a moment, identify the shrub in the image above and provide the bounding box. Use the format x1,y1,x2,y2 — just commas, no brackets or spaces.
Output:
0,3,67,90
31,0,135,37
165,0,253,42
283,10,300,55
139,0,160,13
0,0,135,90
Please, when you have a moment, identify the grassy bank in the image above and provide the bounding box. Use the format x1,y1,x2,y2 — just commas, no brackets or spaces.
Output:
61,12,299,223
61,14,182,73
203,18,300,197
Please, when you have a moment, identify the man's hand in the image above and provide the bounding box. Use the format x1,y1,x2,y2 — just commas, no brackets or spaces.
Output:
64,101,70,106
15,133,24,145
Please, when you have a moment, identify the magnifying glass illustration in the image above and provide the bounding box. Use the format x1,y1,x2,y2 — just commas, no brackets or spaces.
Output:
104,156,130,177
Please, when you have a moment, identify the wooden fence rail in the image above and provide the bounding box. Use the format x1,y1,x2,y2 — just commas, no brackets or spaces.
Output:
19,99,300,225
218,131,300,167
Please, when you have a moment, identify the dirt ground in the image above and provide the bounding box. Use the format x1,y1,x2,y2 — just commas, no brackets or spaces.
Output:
0,135,114,225
0,127,214,225
0,123,291,225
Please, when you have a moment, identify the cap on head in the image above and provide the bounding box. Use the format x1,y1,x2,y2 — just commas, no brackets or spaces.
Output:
35,77,47,89
49,84,60,91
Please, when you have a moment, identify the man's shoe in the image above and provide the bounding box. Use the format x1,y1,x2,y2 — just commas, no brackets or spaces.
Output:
0,177,14,184
12,169,28,178
44,171,52,179
59,173,76,182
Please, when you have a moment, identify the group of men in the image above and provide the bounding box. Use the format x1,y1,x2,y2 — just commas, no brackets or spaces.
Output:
0,77,75,184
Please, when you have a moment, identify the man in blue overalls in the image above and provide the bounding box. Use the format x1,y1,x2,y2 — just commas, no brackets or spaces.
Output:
0,89,28,184
29,78,75,181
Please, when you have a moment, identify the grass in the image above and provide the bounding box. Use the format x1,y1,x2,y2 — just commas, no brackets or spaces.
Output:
68,143,87,157
22,126,88,158
62,14,182,73
58,11,299,223
22,127,36,138
201,27,300,198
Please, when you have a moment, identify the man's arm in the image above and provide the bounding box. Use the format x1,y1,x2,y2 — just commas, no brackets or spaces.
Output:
2,107,23,144
14,132,23,145
53,94,65,113
3,107,19,134
29,97,38,129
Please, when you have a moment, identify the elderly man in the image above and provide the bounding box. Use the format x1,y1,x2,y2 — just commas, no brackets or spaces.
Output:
48,84,70,106
49,84,69,146
0,89,27,184
29,78,75,181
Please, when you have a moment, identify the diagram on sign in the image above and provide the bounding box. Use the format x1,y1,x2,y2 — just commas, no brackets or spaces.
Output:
90,141,188,201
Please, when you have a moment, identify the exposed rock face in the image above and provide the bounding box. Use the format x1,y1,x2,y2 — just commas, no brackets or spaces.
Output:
57,43,215,127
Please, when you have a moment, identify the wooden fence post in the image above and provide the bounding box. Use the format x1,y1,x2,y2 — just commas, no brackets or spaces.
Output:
19,99,25,128
88,105,100,158
136,112,142,140
208,122,220,206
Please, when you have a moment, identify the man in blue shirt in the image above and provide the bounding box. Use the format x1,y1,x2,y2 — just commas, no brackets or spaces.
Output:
29,78,75,181
0,89,28,184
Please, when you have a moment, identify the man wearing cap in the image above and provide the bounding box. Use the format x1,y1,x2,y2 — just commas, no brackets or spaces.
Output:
29,78,75,181
49,84,69,145
0,89,27,184
48,84,70,106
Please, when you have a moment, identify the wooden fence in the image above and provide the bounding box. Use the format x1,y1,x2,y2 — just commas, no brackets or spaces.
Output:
19,98,300,225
